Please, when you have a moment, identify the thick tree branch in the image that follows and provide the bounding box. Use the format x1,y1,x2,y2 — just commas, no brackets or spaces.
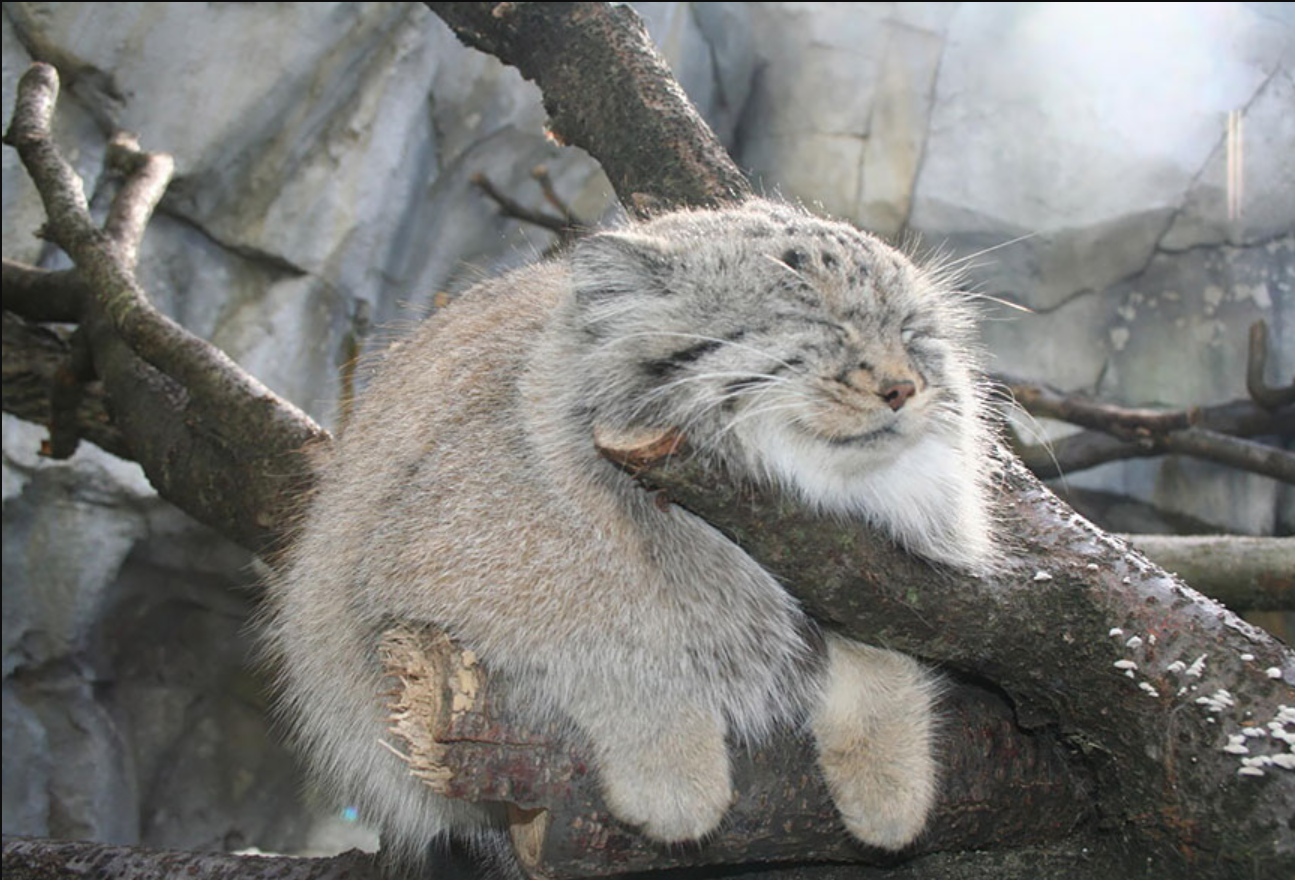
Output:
609,449,1295,877
426,2,751,214
381,627,1089,879
1,836,382,880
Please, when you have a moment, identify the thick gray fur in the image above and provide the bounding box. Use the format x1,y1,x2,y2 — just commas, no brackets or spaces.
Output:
262,200,994,870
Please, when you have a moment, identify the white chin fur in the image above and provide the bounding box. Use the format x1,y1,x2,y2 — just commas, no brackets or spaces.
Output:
739,419,990,571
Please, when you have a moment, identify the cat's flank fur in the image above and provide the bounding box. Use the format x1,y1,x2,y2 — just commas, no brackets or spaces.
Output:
263,199,993,868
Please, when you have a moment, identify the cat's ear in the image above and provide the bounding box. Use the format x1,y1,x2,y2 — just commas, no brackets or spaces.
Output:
571,231,674,304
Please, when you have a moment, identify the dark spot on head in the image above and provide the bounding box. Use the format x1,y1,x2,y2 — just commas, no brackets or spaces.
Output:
782,248,806,270
745,226,772,239
784,224,799,235
821,252,838,269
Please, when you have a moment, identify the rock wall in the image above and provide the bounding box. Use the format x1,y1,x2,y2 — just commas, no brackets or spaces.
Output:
2,0,1291,857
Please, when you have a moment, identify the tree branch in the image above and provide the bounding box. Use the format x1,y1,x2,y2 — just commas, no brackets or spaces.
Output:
1124,535,1295,612
1,258,85,323
1001,376,1295,482
3,62,328,554
380,626,1089,878
426,2,751,214
2,309,128,459
1,836,382,880
471,171,575,238
1248,320,1295,410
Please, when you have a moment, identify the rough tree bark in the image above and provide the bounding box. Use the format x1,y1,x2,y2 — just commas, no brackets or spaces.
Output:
2,3,1292,880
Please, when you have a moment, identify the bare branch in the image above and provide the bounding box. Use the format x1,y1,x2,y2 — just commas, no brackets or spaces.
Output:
101,131,173,269
3,62,328,554
1000,375,1295,483
1000,375,1194,437
532,164,579,225
426,2,751,213
1161,426,1295,482
471,171,572,236
609,449,1295,877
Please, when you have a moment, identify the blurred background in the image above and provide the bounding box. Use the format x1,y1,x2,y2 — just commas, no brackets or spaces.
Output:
3,0,1291,860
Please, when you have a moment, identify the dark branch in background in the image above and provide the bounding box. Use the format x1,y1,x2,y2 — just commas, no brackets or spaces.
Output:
2,258,85,322
471,170,580,241
2,309,127,459
1248,319,1295,410
1001,321,1295,483
427,2,751,214
533,164,579,226
1,2,1292,877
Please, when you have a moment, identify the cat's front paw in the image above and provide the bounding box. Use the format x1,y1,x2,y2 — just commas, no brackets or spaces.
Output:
817,738,935,850
592,709,734,842
811,635,938,851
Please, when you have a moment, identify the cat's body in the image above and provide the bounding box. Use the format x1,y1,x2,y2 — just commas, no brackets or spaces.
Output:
264,200,993,867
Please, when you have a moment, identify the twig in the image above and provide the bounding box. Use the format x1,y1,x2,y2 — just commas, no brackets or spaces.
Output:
470,171,571,236
532,164,578,225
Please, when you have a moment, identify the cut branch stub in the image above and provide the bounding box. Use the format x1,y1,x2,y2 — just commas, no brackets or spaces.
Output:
380,624,1090,880
592,425,686,470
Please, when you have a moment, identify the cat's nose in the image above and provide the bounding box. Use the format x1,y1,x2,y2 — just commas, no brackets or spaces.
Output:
879,379,917,411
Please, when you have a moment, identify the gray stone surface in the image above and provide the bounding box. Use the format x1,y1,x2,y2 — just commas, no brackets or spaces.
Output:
2,0,1291,862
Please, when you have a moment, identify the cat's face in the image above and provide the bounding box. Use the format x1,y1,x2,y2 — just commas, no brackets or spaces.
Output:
570,201,980,467
568,200,992,568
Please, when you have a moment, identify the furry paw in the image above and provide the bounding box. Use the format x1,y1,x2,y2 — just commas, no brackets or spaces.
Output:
810,635,938,850
592,709,734,842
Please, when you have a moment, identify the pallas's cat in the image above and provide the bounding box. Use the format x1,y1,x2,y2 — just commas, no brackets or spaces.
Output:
264,199,994,867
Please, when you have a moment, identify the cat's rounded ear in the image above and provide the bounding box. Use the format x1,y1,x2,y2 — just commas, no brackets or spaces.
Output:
572,231,674,304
